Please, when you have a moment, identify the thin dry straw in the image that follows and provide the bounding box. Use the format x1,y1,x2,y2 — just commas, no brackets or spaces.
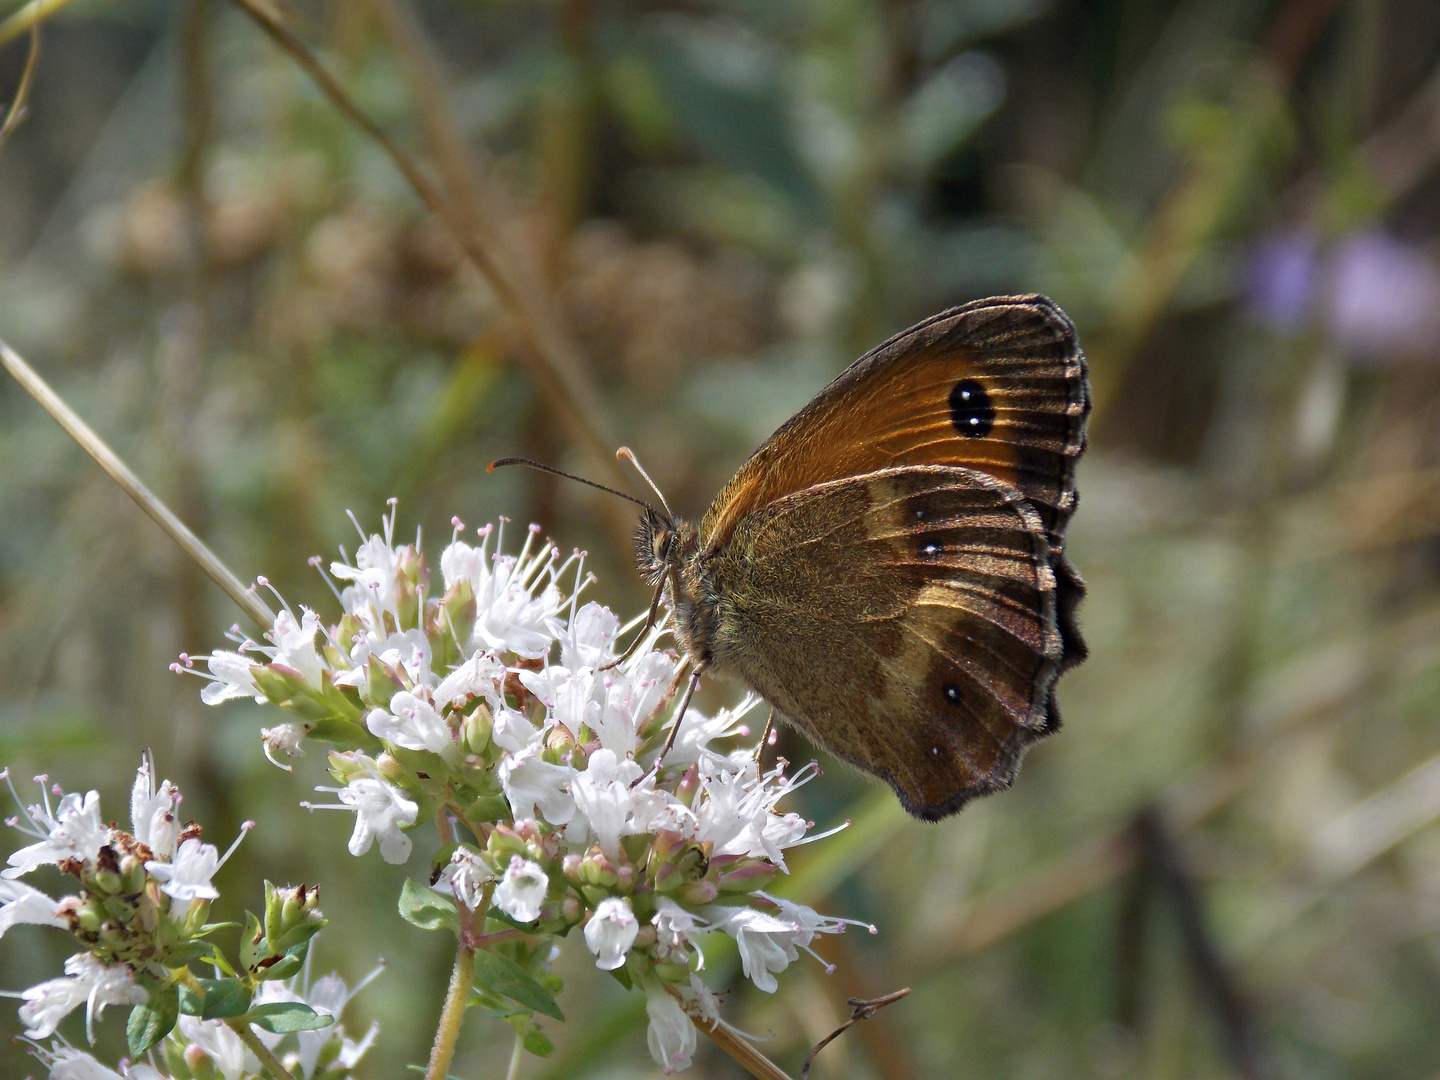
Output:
0,336,275,630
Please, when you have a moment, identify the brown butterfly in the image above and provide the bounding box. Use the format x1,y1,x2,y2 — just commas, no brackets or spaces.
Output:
496,295,1089,820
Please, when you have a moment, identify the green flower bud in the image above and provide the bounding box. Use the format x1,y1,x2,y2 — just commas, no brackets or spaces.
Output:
653,959,691,984
676,879,719,905
440,577,476,653
462,704,492,755
120,854,149,896
365,654,405,709
75,898,104,936
487,825,529,863
716,860,778,893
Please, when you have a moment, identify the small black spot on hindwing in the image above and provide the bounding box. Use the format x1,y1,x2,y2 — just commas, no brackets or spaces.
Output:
949,379,994,438
943,683,963,706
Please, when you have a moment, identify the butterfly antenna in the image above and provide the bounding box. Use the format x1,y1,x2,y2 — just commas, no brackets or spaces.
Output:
616,447,673,519
487,457,652,511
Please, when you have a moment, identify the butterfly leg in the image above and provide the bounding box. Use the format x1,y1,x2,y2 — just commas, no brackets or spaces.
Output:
637,662,707,783
753,707,776,767
599,577,666,673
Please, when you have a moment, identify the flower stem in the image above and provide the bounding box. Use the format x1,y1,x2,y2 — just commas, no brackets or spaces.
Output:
228,1019,299,1080
506,1024,526,1080
693,1014,795,1080
425,876,493,1080
425,934,476,1080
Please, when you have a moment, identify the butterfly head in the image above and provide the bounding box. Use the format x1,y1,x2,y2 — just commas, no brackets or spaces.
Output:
634,505,698,587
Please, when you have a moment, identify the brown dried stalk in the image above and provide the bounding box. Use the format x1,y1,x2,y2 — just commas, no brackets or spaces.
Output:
225,0,625,486
693,1013,796,1080
0,0,73,49
0,25,39,152
801,988,910,1079
0,337,276,630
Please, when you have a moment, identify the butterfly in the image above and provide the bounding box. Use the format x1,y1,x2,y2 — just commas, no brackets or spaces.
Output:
497,295,1089,820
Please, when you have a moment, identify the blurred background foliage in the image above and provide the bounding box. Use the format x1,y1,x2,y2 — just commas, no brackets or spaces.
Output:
3,0,1440,1077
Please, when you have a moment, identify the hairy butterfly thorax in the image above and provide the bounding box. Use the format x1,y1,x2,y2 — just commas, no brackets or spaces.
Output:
634,507,713,667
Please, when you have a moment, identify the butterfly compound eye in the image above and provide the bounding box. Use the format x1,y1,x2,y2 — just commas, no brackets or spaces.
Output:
949,379,994,438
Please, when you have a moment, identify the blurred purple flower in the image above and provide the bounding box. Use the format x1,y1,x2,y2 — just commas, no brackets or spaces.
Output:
1248,230,1318,331
1247,227,1440,362
1326,231,1440,360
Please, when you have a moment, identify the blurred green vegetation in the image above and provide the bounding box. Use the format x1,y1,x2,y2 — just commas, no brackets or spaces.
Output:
5,0,1440,1077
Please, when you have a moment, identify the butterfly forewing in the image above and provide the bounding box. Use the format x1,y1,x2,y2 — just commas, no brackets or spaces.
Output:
699,295,1089,557
703,466,1062,819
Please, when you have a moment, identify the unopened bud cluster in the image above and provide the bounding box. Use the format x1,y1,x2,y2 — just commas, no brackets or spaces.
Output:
0,761,376,1080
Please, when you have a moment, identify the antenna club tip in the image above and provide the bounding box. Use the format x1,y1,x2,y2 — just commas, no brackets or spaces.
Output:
486,462,496,473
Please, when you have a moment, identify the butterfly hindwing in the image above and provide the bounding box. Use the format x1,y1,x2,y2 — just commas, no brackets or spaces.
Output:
702,465,1062,819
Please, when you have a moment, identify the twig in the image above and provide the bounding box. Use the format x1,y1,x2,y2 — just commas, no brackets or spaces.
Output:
0,336,276,630
1134,809,1269,1080
225,0,624,487
692,1014,795,1080
801,988,910,1079
0,0,74,49
0,25,39,152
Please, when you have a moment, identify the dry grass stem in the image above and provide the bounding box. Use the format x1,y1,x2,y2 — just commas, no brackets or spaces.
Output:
693,1014,795,1080
227,0,625,487
0,336,276,630
0,25,39,151
0,0,73,49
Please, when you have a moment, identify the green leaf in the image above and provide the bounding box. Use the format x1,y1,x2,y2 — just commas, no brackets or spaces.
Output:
256,941,309,982
472,949,565,1021
398,878,459,933
309,716,382,750
179,978,252,1019
127,987,179,1055
247,1001,331,1034
166,940,222,967
240,911,265,971
197,921,243,936
524,1026,556,1058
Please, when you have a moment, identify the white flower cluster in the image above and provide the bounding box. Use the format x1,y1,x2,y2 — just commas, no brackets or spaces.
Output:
189,507,869,1073
0,760,378,1080
1,760,225,1042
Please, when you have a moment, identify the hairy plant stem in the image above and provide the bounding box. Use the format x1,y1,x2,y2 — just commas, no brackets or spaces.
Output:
425,874,494,1080
426,935,477,1080
228,1019,299,1080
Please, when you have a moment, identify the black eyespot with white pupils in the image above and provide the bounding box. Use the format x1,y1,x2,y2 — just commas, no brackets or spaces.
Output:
942,683,963,707
949,378,994,439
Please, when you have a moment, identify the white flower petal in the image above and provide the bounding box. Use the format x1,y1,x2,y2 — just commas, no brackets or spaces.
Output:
584,896,638,971
493,856,548,923
644,976,697,1074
